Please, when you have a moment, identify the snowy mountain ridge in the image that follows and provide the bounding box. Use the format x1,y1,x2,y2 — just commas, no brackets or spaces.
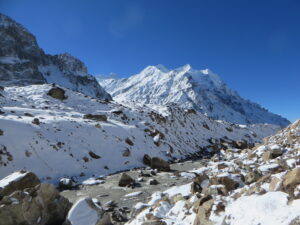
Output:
99,64,289,126
0,13,111,100
0,84,280,181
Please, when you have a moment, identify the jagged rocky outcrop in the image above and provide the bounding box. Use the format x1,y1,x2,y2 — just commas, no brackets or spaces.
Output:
99,64,289,126
0,13,111,100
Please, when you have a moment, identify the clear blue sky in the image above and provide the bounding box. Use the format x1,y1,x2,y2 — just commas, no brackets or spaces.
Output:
1,0,299,122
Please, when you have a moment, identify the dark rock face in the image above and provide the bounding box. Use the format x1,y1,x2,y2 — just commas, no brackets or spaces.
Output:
0,14,46,85
0,13,112,101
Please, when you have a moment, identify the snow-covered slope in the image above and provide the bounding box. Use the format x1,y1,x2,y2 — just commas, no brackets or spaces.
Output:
0,13,111,100
0,84,279,182
127,118,300,225
99,64,289,126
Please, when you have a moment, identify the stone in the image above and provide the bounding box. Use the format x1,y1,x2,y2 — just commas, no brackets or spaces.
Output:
209,176,239,192
118,173,135,187
245,170,262,184
262,151,272,161
111,208,128,222
149,179,159,185
283,168,300,192
193,173,209,186
151,157,170,172
59,178,74,190
47,87,67,100
88,151,101,159
269,176,282,191
83,114,107,122
32,118,40,125
203,185,228,196
170,194,185,204
245,184,266,196
263,149,284,161
143,154,152,166
0,170,40,199
122,148,131,157
125,138,134,146
217,163,228,170
193,199,214,225
191,181,202,194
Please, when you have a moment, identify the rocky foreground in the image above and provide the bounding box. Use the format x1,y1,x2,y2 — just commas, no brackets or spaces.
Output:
0,119,299,225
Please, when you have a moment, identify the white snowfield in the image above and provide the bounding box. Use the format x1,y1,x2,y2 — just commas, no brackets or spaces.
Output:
0,84,279,182
99,64,289,126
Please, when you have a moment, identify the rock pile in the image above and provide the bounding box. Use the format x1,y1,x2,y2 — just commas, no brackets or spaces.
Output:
127,119,300,225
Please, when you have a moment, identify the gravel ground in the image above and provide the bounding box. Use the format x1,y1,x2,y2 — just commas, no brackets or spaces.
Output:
61,159,205,222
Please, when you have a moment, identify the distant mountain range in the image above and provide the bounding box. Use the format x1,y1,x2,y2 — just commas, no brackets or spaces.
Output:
0,12,289,127
99,64,289,126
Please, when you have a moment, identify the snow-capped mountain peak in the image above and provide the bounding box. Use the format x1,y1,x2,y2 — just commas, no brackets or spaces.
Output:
99,65,289,126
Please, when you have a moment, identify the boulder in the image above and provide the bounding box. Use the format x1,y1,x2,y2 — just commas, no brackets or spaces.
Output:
283,168,300,192
269,176,282,191
193,199,214,225
0,183,71,225
32,118,40,125
245,170,262,184
125,138,134,146
191,181,202,194
59,178,75,190
118,173,135,187
64,198,111,225
83,114,107,122
88,151,101,159
47,87,67,100
0,170,40,199
122,148,131,157
193,173,209,187
263,149,283,161
209,175,239,192
217,163,228,170
203,185,228,196
143,154,152,166
151,157,170,172
149,179,159,185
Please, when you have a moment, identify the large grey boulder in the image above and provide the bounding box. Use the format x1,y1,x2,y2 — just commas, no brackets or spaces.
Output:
0,183,72,225
64,198,112,225
0,170,40,199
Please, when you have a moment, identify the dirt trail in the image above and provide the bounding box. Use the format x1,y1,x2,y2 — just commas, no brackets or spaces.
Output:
61,159,205,214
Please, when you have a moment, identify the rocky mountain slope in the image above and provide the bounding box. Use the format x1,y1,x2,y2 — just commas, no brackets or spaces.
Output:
127,118,300,225
0,13,111,100
99,64,289,126
0,84,279,182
